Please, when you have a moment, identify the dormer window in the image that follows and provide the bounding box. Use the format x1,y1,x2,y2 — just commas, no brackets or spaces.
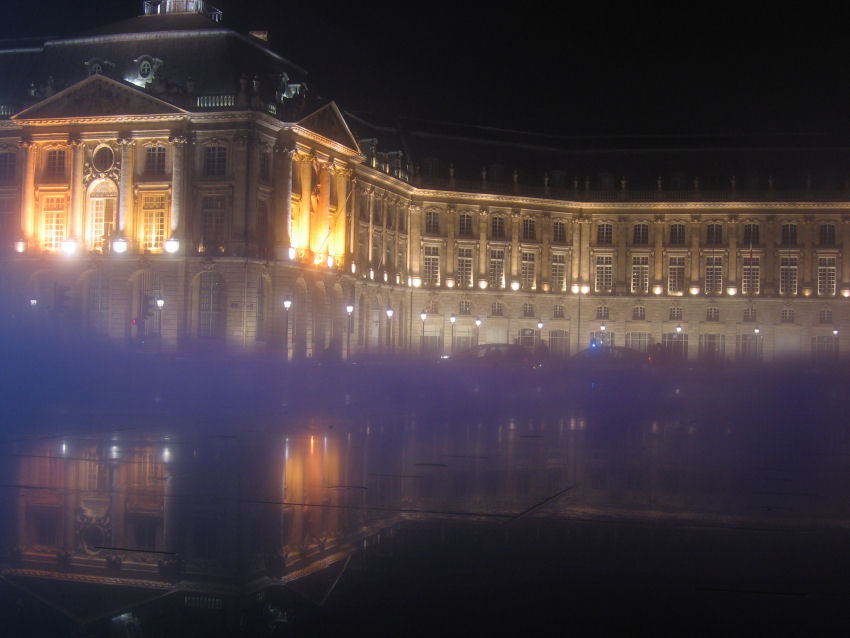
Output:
139,60,153,80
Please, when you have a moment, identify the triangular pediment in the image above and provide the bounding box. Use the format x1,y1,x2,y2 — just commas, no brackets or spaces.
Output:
297,102,360,153
12,74,187,121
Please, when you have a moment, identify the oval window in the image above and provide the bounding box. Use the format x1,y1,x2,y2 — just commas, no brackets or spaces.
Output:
92,146,114,173
139,60,152,79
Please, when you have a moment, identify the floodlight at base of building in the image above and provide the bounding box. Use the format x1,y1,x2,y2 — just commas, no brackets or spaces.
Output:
510,281,520,291
164,237,180,253
478,280,488,290
288,246,296,260
112,238,128,254
652,285,664,295
14,240,26,253
689,286,700,295
726,286,738,296
61,239,77,256
412,277,422,288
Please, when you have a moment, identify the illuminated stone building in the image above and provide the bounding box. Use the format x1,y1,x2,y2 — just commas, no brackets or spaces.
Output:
0,0,847,361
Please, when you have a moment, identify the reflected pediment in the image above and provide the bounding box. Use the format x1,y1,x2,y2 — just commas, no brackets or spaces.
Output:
296,101,360,153
12,74,187,121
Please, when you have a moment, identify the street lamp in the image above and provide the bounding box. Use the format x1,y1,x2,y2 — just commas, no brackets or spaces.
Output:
450,314,456,353
155,297,165,310
346,303,354,360
475,317,481,346
283,297,292,360
386,308,394,353
572,283,589,353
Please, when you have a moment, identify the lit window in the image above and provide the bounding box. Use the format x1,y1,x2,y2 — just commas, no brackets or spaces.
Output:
632,306,646,320
521,252,535,289
87,181,116,249
669,223,685,245
633,223,649,245
423,245,440,285
631,255,649,293
706,223,723,245
818,257,836,296
142,194,166,251
705,256,723,294
42,196,66,250
669,307,683,321
203,145,227,176
780,257,798,295
145,146,166,175
457,247,473,287
551,253,566,292
595,255,612,292
742,256,760,295
668,256,685,295
489,249,505,289
553,220,566,243
597,223,612,244
46,149,66,179
781,223,798,246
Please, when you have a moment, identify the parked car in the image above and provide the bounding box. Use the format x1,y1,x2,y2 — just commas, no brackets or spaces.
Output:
444,343,537,368
570,345,652,369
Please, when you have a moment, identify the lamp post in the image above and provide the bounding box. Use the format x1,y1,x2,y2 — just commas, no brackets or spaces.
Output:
572,283,589,353
346,303,354,360
475,317,481,346
420,311,427,355
386,308,394,353
283,297,292,360
450,314,456,353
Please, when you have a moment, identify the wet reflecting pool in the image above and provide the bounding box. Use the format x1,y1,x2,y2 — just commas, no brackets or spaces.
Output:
2,353,849,635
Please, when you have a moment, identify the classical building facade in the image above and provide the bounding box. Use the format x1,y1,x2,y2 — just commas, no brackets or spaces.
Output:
0,1,847,361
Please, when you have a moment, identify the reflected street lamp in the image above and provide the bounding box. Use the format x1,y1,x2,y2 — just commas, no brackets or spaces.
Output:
346,303,354,360
283,297,292,360
420,311,427,355
386,308,394,353
475,317,481,346
572,283,589,353
537,319,543,350
450,314,456,353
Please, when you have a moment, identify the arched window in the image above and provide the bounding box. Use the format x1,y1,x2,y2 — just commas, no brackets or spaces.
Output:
87,181,117,250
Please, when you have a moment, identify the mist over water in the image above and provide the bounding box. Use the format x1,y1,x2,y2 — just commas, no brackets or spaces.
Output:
2,324,849,635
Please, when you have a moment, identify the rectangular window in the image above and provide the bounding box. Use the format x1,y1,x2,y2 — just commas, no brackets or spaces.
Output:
423,245,440,285
491,216,505,239
491,302,503,316
662,333,688,359
706,223,723,245
633,223,649,244
522,218,536,241
632,306,646,320
743,223,759,246
669,307,683,321
742,256,760,295
145,146,166,175
818,257,836,296
457,247,473,287
699,334,725,360
202,195,226,247
488,249,505,289
668,256,685,295
819,224,836,246
596,305,609,320
458,299,471,315
0,152,15,180
46,149,66,179
819,309,833,324
203,145,227,176
553,304,565,319
626,332,651,352
743,307,757,322
780,308,795,323
781,223,798,246
142,194,166,250
458,213,472,236
669,223,685,245
521,251,535,289
42,196,66,250
549,329,569,357
595,256,612,292
523,303,535,317
631,255,649,293
705,256,723,294
736,334,763,361
553,220,566,243
425,210,440,234
259,152,271,182
597,223,612,244
87,197,115,249
780,257,798,295
706,307,720,321
551,253,566,292
812,335,839,359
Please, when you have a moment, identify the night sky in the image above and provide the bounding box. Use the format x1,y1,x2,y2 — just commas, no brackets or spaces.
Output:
2,2,847,137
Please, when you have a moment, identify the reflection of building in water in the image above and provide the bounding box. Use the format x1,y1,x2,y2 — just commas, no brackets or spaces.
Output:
0,2,847,363
3,406,847,630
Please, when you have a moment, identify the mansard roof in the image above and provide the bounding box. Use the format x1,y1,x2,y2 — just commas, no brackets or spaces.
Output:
13,73,187,121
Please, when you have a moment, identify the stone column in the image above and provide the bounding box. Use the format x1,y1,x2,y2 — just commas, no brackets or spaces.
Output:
294,151,313,253
332,164,349,263
231,134,249,254
19,139,36,240
349,177,359,257
762,215,776,294
579,219,591,283
541,213,550,290
616,217,628,290
316,159,331,258
69,137,84,242
801,215,814,288
842,216,850,287
478,207,488,280
445,205,456,279
367,188,375,264
272,143,294,260
571,217,581,284
653,216,664,284
408,204,421,275
169,134,188,242
510,208,520,278
117,137,134,239
727,219,738,286
690,216,701,283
